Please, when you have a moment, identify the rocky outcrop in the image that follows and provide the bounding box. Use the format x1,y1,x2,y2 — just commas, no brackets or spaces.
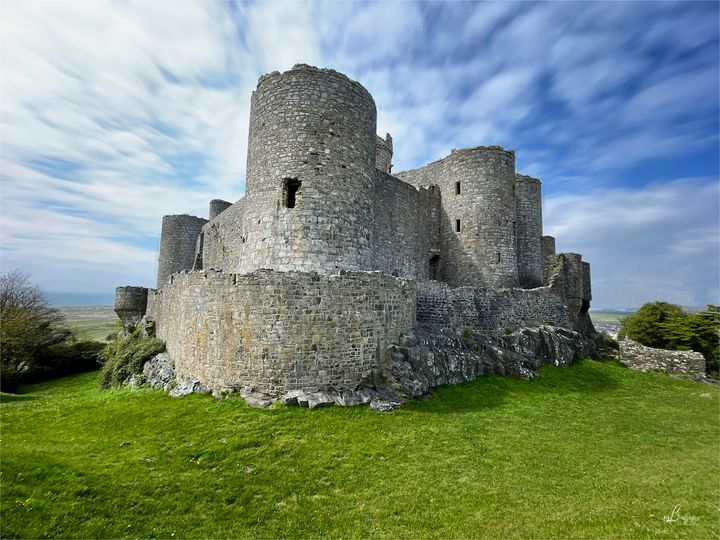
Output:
385,324,597,399
142,353,175,392
619,338,706,375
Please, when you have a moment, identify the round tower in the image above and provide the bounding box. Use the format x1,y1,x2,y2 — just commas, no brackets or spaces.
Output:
514,174,543,288
114,286,148,329
156,214,208,288
209,199,232,220
238,64,378,274
439,147,519,288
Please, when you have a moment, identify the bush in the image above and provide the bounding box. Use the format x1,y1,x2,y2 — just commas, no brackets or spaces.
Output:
0,271,76,392
620,302,719,375
99,327,165,389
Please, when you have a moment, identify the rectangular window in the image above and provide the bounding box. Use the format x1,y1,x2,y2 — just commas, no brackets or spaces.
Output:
455,219,461,232
497,252,501,263
455,181,461,195
283,178,301,208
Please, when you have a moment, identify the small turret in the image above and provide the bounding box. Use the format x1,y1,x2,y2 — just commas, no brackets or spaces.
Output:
376,133,393,173
114,286,148,330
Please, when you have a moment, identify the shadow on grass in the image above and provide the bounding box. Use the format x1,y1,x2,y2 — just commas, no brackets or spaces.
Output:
0,392,36,403
406,358,623,414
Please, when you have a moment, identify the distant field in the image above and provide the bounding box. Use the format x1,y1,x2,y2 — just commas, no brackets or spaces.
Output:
589,310,630,325
59,305,116,342
1,360,717,539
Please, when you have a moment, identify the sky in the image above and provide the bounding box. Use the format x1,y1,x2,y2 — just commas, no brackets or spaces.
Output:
0,0,718,309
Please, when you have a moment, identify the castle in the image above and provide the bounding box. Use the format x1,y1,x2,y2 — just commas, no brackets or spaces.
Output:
115,65,596,407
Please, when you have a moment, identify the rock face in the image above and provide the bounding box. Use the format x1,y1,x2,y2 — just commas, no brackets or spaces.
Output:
619,338,706,375
142,353,175,392
385,325,597,399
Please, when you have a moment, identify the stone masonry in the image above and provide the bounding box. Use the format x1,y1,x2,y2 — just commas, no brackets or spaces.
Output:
116,64,599,405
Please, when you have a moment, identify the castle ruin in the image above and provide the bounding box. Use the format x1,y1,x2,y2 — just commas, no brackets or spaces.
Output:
115,65,597,408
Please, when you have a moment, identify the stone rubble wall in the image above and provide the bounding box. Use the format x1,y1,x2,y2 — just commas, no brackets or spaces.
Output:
619,338,706,375
541,235,556,285
416,279,573,333
375,133,393,173
146,269,416,395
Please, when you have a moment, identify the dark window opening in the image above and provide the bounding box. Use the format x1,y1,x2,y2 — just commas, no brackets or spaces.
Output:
497,252,501,263
455,181,461,195
429,255,440,280
580,299,590,315
283,178,301,208
455,219,461,232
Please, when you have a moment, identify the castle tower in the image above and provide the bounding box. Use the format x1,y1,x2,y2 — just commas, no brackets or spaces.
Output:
156,214,208,288
113,286,148,330
514,174,543,288
236,64,378,274
376,133,393,173
439,147,519,288
209,199,232,220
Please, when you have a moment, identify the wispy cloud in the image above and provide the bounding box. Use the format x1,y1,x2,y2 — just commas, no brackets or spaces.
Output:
0,1,717,309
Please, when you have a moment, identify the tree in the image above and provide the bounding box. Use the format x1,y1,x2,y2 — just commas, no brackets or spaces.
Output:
619,301,720,376
0,271,71,391
618,301,688,349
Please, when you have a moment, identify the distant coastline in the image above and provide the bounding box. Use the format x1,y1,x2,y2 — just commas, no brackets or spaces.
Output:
47,292,114,307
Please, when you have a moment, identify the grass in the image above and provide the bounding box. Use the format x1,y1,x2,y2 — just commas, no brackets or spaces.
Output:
1,360,718,539
59,307,117,342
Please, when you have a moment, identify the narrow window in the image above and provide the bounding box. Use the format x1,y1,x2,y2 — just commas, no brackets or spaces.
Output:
497,252,501,263
429,255,440,280
455,181,461,195
283,178,301,208
455,219,461,232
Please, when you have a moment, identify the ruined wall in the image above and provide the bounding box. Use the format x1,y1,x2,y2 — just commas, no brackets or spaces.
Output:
619,338,706,375
114,286,148,328
157,214,208,288
201,65,377,276
372,172,440,280
398,147,519,288
541,235,556,285
514,174,543,288
147,270,416,394
416,280,573,333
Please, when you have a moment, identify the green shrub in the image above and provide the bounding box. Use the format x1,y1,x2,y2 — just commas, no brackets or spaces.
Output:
99,328,165,389
620,302,719,375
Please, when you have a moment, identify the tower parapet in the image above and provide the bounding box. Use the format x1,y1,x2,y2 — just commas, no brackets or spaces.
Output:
209,199,232,220
156,214,207,288
376,133,393,173
114,286,148,329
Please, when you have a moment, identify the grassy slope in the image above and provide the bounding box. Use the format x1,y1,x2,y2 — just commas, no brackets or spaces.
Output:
1,360,718,539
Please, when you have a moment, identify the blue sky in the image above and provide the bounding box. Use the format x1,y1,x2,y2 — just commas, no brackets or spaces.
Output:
1,0,718,309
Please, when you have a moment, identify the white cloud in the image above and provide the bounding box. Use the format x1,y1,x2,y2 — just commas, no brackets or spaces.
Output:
545,178,720,308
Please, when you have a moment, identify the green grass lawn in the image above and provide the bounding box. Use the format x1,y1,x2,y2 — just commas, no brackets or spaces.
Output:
1,360,718,539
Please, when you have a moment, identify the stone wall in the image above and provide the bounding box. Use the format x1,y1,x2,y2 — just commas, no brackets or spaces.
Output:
541,235,556,285
415,280,573,333
619,338,706,375
372,172,440,280
147,269,416,394
157,214,208,288
515,174,543,288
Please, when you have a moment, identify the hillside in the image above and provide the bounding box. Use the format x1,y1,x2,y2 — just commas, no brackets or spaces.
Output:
1,359,717,538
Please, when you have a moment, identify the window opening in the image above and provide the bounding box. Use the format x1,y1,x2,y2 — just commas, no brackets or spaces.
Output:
455,181,461,195
497,252,501,263
429,255,440,280
455,219,461,232
283,178,301,208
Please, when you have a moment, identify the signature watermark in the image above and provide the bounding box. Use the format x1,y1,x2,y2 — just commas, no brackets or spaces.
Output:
663,505,700,525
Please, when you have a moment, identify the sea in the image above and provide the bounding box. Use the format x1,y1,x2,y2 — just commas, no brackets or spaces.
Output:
47,292,115,307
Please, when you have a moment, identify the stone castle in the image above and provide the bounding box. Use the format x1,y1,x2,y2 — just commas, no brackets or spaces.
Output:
115,64,598,408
